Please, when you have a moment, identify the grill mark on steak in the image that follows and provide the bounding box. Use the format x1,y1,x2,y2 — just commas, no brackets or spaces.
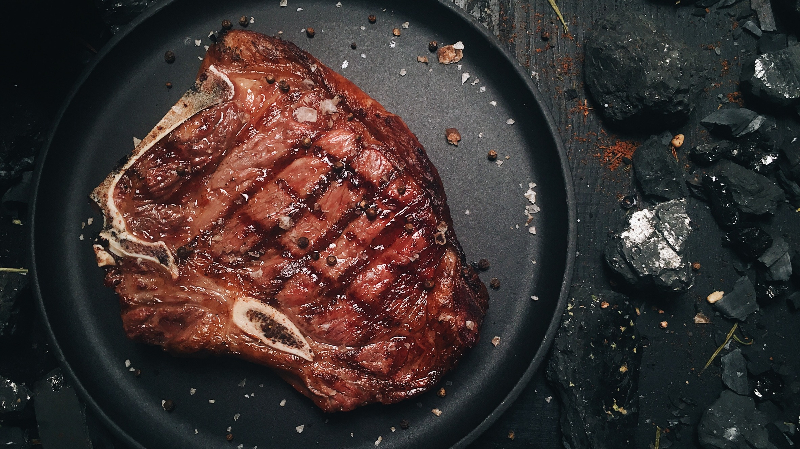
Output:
92,30,488,412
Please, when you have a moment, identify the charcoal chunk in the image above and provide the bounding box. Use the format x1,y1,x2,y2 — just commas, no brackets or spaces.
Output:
713,276,759,320
727,226,773,259
691,141,735,165
752,370,784,402
757,237,793,281
740,45,800,107
0,272,28,338
605,199,693,293
758,33,789,53
698,390,769,449
755,271,790,303
0,375,31,418
0,427,26,447
633,133,689,200
547,285,640,449
715,160,785,216
701,108,767,138
743,346,773,376
703,174,741,228
33,369,91,449
721,349,750,395
742,20,764,37
583,12,706,132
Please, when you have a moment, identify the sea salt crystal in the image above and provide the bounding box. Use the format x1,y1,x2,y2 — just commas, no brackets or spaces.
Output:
294,107,318,123
479,86,486,92
342,60,349,69
194,39,202,46
471,78,479,85
234,413,241,421
453,41,464,50
402,22,409,28
87,217,93,225
125,359,131,368
400,68,407,76
238,378,247,387
209,399,215,403
336,1,342,6
133,137,141,147
432,408,443,416
506,118,515,125
280,399,287,406
297,7,303,11
296,425,305,433
528,226,537,235
280,0,287,6
374,436,383,446
389,40,396,48
489,101,497,106
189,388,196,395
461,72,470,84
361,53,366,58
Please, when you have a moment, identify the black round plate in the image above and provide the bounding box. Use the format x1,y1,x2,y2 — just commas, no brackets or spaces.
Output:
30,1,575,447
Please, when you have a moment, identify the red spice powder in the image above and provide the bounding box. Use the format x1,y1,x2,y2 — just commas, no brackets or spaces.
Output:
726,91,744,106
598,139,639,170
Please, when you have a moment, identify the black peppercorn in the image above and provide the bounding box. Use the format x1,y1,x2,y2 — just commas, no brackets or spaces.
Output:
490,278,501,289
423,279,435,290
487,150,498,161
164,50,176,63
397,185,406,195
366,206,378,220
306,27,315,38
368,14,377,23
278,79,290,92
350,42,357,49
428,41,438,52
392,28,401,36
404,223,414,233
265,74,276,84
477,258,490,271
297,237,309,248
333,160,344,170
301,137,312,148
239,16,249,27
162,399,175,412
226,433,234,441
222,19,233,30
311,251,320,260
346,112,354,121
326,255,338,266
165,82,173,89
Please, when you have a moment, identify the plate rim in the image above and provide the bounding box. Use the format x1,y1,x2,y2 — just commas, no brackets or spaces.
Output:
28,1,576,447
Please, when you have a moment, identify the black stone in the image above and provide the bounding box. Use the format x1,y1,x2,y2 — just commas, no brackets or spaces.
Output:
740,45,800,107
713,276,758,320
728,141,781,175
754,271,790,303
714,160,785,216
701,108,767,139
721,349,750,395
583,12,706,132
698,390,769,449
604,199,693,293
547,285,640,449
743,345,773,376
686,172,709,200
703,173,741,228
691,141,735,165
732,27,744,40
727,226,773,259
633,133,689,200
757,237,793,281
758,33,789,53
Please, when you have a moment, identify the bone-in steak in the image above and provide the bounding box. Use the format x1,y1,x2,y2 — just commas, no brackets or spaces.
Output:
91,30,489,412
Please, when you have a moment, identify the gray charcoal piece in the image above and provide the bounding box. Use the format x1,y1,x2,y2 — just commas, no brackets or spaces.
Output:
751,0,778,32
758,237,793,281
547,285,640,449
716,160,785,216
698,390,769,449
757,33,788,53
633,134,689,200
714,276,759,320
740,45,800,107
721,349,750,395
605,199,693,293
701,108,767,138
583,12,707,132
743,20,764,37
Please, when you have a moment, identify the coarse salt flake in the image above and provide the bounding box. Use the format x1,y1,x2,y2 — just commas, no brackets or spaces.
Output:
342,60,349,69
133,137,142,147
495,160,504,167
296,425,305,433
453,41,464,50
234,413,241,421
461,72,470,84
208,399,215,403
506,118,515,125
361,53,367,58
492,336,501,346
125,359,131,368
189,388,196,395
238,378,247,387
432,408,443,416
294,107,318,123
489,101,497,106
529,226,537,235
389,40,396,48
374,436,383,446
402,22,409,28
471,78,480,85
532,295,539,301
336,1,342,6
79,234,84,241
280,0,287,6
194,39,201,46
479,86,486,92
297,7,303,11
280,399,287,406
400,68,407,76
320,97,340,114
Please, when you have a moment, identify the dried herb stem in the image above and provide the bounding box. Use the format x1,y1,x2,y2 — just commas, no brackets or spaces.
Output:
701,323,738,373
0,267,28,274
547,0,569,33
654,426,661,449
732,333,754,345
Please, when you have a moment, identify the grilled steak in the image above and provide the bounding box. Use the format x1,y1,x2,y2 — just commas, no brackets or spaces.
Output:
91,30,489,412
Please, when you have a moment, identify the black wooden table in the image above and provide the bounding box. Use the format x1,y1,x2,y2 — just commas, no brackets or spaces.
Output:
2,0,798,448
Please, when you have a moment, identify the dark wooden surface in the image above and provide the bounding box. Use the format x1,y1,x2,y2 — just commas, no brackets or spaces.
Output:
2,0,798,448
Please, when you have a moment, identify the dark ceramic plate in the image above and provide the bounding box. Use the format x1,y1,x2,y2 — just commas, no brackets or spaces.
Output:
30,0,575,447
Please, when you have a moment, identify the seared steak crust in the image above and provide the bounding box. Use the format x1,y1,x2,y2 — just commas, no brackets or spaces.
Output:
91,30,488,412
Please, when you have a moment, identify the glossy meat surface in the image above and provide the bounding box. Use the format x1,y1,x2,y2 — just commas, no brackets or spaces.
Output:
91,30,488,412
